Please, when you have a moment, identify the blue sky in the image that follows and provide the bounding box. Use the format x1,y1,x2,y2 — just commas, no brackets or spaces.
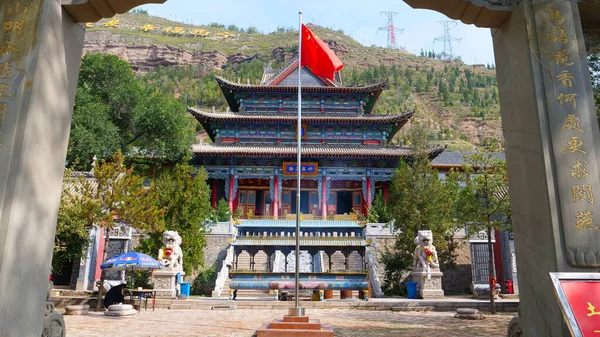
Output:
139,0,496,66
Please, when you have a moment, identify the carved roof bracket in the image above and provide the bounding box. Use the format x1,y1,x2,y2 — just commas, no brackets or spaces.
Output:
62,0,167,23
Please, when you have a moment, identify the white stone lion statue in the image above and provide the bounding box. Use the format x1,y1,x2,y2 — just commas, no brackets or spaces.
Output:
413,230,440,270
158,230,183,270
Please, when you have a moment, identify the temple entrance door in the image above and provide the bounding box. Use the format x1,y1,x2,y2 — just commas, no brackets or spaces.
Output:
301,191,309,214
256,190,264,216
290,191,310,215
336,191,352,215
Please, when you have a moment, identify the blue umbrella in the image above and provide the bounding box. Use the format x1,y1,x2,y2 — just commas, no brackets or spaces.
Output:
101,252,163,296
101,251,163,270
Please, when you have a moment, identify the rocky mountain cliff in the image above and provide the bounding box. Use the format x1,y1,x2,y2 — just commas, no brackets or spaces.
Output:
84,31,229,71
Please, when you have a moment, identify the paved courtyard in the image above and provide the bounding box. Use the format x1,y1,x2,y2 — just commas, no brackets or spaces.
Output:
64,308,514,337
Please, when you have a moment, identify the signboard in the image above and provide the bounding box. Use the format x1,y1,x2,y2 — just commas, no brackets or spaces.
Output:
550,273,600,336
296,124,308,140
470,243,492,284
282,162,318,176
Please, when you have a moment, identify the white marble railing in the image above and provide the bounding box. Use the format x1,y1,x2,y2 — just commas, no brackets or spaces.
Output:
207,221,236,235
364,222,394,236
212,246,235,297
366,248,384,298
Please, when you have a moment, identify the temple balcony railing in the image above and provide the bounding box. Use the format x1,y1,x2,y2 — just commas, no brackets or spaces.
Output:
229,269,368,274
234,214,362,222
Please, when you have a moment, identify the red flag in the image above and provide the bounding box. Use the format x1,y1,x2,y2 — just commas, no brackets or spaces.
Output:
301,24,344,81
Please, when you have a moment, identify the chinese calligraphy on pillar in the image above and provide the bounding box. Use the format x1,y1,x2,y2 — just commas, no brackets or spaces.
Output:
534,1,600,266
0,1,36,147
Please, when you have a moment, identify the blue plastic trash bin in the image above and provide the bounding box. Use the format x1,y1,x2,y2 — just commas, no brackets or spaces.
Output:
180,282,190,298
406,282,418,299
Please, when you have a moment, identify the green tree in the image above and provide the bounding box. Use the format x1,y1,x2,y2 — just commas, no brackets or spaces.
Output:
53,171,98,274
382,126,461,294
69,54,195,170
89,151,165,310
367,191,392,224
138,163,212,275
457,151,511,314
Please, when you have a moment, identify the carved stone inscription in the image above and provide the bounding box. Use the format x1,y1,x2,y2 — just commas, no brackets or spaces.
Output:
533,0,600,267
0,1,39,147
470,243,491,284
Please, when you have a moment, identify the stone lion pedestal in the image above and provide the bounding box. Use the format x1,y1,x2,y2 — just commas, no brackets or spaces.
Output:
411,268,444,299
152,268,184,299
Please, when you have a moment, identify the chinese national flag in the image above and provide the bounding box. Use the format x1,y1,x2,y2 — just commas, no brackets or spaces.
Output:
301,24,344,81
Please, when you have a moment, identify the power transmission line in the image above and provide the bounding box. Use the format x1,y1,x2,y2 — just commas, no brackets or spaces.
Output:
378,11,404,49
433,21,462,60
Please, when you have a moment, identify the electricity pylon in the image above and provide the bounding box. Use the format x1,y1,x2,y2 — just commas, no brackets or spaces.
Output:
433,20,462,60
378,11,404,49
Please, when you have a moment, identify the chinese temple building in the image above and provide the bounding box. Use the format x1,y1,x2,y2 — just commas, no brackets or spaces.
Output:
189,59,444,299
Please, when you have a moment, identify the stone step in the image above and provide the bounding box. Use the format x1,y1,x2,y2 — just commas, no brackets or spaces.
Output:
269,321,323,330
283,315,310,322
256,322,334,337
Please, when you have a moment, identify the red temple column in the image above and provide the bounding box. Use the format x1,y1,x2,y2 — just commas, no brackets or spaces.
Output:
273,175,279,219
93,226,106,284
228,175,235,212
366,178,372,209
383,181,389,202
233,193,239,213
493,229,505,292
321,176,327,220
211,179,217,209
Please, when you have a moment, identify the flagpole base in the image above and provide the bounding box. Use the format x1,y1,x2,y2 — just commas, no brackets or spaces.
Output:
288,307,305,317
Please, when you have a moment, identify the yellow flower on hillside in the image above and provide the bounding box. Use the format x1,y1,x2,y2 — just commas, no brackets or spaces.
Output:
216,31,235,39
103,19,120,28
85,22,93,28
190,29,210,37
162,26,173,33
172,27,185,35
140,24,156,32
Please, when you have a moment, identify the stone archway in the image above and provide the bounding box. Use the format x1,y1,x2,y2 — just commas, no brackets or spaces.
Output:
403,1,600,335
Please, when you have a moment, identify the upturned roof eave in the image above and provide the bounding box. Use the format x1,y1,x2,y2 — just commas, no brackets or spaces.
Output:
216,76,388,113
190,144,446,159
188,106,414,124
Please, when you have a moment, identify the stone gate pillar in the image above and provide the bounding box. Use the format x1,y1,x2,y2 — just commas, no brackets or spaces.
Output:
0,2,85,336
0,1,166,335
493,1,600,335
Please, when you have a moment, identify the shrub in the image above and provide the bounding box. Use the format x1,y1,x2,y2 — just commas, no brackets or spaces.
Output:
191,267,217,296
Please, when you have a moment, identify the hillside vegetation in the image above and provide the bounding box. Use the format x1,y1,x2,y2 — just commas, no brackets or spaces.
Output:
87,12,505,150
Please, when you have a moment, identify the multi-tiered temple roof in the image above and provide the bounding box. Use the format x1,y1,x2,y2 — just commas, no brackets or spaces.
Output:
189,61,443,166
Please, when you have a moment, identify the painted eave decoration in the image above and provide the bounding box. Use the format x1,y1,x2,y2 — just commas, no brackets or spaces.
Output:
62,0,167,23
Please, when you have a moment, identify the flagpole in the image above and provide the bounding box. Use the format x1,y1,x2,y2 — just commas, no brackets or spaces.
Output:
289,10,304,318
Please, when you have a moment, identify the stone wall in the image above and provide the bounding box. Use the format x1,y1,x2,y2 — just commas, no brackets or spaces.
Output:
441,239,473,294
203,234,230,271
368,235,475,295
